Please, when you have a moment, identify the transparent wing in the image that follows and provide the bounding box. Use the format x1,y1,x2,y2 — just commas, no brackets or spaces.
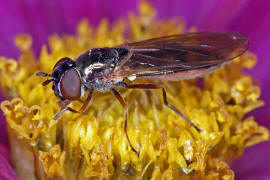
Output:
113,32,249,79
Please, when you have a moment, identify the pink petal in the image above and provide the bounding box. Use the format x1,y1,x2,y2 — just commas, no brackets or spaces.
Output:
0,143,18,180
232,141,270,180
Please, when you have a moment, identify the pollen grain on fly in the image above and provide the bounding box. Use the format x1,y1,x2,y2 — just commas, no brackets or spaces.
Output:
0,1,268,180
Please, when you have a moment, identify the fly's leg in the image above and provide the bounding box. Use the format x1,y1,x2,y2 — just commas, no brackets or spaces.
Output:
120,83,200,132
111,88,139,157
53,90,93,120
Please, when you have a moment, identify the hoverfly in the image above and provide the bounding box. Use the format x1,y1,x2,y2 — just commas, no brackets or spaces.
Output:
37,32,249,156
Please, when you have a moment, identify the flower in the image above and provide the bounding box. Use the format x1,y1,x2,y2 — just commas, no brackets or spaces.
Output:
2,0,267,180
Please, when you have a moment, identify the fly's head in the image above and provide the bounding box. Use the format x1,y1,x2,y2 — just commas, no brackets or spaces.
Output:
36,57,83,100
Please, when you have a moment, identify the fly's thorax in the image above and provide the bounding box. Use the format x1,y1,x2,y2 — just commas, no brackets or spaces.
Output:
77,48,118,68
76,48,117,80
88,78,114,92
82,63,124,92
75,47,129,91
76,47,130,70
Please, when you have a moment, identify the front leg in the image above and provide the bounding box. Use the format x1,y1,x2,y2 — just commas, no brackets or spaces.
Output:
53,90,93,120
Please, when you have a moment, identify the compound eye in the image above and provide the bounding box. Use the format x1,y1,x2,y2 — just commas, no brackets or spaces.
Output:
60,69,81,100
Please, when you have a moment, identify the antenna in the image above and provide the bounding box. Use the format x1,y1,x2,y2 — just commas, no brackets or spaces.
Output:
36,72,53,78
42,79,54,86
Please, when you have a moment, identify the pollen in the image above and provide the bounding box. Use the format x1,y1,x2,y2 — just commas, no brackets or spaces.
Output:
0,1,269,180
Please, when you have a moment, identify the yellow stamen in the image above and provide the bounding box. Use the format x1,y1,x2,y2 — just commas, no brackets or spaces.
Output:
0,1,268,179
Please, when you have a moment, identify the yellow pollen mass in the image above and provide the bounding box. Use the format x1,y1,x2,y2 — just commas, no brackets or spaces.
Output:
0,1,269,180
